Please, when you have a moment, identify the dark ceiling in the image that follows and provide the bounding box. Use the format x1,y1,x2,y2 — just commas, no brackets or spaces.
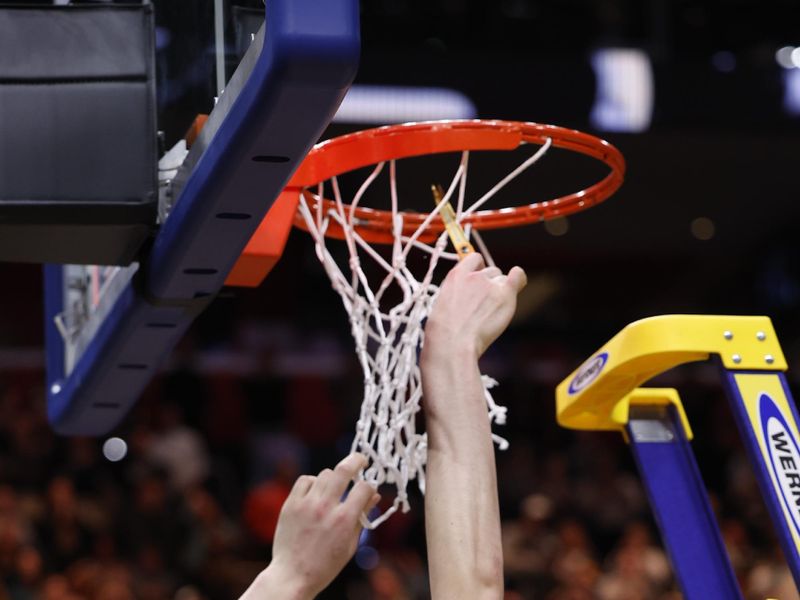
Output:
2,0,800,360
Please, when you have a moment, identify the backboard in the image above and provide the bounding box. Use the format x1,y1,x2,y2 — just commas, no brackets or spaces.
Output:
43,0,360,434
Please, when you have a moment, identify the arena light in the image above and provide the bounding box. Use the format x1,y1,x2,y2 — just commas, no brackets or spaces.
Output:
590,48,654,133
690,217,715,241
333,84,478,124
783,68,800,116
102,437,128,462
776,46,796,70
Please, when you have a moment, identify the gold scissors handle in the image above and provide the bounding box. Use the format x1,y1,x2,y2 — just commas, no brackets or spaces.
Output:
432,184,475,259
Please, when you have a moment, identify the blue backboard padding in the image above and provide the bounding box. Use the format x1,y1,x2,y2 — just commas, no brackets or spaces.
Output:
44,0,360,435
146,0,360,299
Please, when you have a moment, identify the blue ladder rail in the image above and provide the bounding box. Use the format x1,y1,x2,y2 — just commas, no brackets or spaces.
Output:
627,403,743,599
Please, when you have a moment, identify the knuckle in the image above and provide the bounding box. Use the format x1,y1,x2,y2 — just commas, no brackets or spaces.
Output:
283,499,305,519
279,498,295,515
351,480,374,496
334,461,352,475
312,502,329,521
332,507,357,530
294,475,313,488
332,509,349,526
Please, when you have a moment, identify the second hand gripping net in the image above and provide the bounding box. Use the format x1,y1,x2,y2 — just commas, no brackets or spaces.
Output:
297,140,553,528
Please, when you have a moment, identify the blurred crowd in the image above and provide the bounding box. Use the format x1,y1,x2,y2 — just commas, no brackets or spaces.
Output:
0,328,799,600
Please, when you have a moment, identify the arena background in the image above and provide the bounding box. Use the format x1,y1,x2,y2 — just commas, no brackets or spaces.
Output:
2,0,800,598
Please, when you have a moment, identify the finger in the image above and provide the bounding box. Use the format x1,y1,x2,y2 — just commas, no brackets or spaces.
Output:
354,493,381,532
455,252,484,273
506,266,527,293
480,266,502,279
369,493,381,509
287,475,316,501
343,480,379,516
353,492,381,533
311,468,335,498
319,453,367,500
335,452,367,480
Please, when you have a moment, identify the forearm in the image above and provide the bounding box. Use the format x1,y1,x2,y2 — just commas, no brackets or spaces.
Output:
238,564,314,600
421,347,504,599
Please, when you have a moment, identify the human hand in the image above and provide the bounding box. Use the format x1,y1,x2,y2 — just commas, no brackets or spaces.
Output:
423,253,527,362
260,453,380,599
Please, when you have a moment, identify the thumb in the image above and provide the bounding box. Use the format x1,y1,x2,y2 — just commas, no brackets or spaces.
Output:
506,266,527,293
456,252,485,272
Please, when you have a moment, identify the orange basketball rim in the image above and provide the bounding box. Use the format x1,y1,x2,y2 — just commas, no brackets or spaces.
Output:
227,119,625,287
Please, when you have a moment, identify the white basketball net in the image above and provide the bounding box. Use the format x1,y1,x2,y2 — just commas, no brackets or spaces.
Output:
297,140,551,527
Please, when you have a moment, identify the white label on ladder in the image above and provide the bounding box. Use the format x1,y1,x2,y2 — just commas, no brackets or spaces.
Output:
761,392,800,538
568,352,609,395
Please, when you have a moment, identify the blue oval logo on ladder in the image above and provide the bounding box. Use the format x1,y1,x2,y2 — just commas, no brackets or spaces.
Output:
760,393,800,539
568,352,608,395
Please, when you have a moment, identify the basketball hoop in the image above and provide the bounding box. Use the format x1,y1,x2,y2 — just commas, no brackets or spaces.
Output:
289,119,625,527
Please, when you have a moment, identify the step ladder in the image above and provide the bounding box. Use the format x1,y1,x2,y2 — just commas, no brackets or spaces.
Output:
556,315,799,599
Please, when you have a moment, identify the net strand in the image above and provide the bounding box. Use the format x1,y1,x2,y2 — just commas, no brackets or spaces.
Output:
464,138,552,216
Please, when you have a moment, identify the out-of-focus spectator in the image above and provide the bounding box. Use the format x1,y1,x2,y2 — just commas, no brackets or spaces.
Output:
545,585,594,600
571,443,647,551
6,545,41,600
183,485,240,571
247,431,307,490
133,543,177,600
36,478,92,572
65,559,103,598
39,574,70,600
146,403,210,492
122,467,191,577
94,578,135,600
242,465,296,545
502,493,559,593
174,585,208,600
498,441,540,509
538,455,573,510
595,522,670,600
368,560,412,600
746,549,800,600
285,377,342,448
721,517,754,577
550,519,599,593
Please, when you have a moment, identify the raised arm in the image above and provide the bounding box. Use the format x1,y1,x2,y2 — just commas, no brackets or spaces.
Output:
240,453,380,600
421,252,526,600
